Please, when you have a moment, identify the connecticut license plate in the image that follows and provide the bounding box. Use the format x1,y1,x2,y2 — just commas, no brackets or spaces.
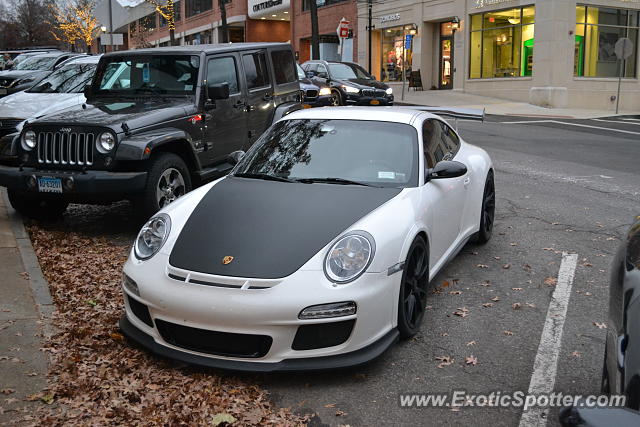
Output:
370,99,380,105
37,177,62,193
0,88,7,95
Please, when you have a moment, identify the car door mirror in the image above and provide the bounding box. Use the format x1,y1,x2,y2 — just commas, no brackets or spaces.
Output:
208,82,230,100
227,150,245,165
426,160,467,181
83,84,93,99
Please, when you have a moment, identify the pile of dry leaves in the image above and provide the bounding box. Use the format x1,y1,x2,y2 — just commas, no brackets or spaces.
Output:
27,225,305,426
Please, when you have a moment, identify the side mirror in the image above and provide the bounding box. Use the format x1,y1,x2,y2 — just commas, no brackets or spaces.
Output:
208,82,230,100
227,150,245,165
83,84,92,99
426,160,467,181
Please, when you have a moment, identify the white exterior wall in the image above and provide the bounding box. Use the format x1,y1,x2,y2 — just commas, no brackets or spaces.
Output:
358,0,640,110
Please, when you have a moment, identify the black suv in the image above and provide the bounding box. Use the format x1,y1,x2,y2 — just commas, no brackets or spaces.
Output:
302,60,393,106
0,43,301,218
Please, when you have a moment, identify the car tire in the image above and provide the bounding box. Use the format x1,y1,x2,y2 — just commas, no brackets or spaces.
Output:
397,236,429,339
331,89,343,106
7,190,68,219
472,171,495,244
136,153,191,219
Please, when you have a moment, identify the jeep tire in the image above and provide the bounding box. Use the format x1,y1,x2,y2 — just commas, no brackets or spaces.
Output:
7,190,68,219
136,152,191,219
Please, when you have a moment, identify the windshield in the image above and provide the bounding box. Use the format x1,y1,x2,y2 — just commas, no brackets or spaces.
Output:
27,63,96,93
328,63,373,80
93,55,199,96
16,56,57,71
234,119,419,188
296,64,306,79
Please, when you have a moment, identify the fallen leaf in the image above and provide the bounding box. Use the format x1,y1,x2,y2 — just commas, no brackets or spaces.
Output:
512,303,522,310
211,413,237,426
476,264,489,269
525,303,536,308
335,410,347,417
593,322,607,329
503,330,514,336
493,256,501,260
491,296,500,302
465,355,478,365
0,389,15,395
435,356,454,368
544,277,558,286
571,351,581,357
466,341,476,346
109,332,124,341
454,307,469,318
482,303,493,308
512,287,523,291
449,291,462,295
503,264,511,269
324,403,336,408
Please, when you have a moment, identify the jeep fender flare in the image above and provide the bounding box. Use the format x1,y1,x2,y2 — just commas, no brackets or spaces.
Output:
270,102,303,125
115,127,199,167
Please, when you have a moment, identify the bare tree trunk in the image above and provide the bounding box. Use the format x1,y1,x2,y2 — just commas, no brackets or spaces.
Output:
167,0,176,46
309,0,319,60
219,0,228,43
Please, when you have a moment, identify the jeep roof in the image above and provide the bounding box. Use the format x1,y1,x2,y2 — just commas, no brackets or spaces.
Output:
103,42,293,58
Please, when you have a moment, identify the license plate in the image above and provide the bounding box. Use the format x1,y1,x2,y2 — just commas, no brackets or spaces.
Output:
302,104,312,109
370,99,380,105
37,177,62,193
0,88,7,95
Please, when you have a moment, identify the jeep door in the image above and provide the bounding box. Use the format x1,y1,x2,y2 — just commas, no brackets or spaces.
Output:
202,53,248,166
240,50,274,147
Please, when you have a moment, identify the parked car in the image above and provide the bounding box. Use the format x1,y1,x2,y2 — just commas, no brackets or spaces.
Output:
302,60,393,106
0,43,301,219
602,216,640,408
0,51,82,99
297,64,335,107
118,106,491,372
0,55,101,165
0,49,60,71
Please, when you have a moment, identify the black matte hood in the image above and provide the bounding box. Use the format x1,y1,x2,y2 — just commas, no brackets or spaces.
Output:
340,78,389,90
169,176,402,279
32,98,196,131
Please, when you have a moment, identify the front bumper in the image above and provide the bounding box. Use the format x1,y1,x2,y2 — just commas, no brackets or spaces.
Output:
303,95,333,108
345,93,394,106
0,165,147,200
120,253,401,371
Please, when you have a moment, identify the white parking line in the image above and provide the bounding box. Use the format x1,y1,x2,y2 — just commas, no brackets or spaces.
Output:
593,118,640,126
519,253,579,427
546,121,640,135
621,118,640,122
501,120,553,125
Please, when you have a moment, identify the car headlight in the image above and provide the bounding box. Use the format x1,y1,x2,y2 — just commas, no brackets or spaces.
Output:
319,87,331,96
134,214,171,260
11,78,33,87
324,231,375,283
341,85,360,94
22,130,36,150
386,87,393,95
97,132,115,153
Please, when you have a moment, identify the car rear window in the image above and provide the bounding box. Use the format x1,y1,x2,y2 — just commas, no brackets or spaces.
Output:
271,50,297,85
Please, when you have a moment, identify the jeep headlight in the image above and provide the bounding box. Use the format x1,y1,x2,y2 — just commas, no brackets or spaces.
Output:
319,87,331,96
341,85,360,94
324,231,375,283
22,130,36,150
97,132,115,153
134,214,171,260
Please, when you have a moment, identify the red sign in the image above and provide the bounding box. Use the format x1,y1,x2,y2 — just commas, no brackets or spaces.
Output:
337,18,350,38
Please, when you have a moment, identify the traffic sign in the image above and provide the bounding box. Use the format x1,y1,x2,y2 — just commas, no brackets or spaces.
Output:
615,37,634,60
405,34,413,50
337,18,350,39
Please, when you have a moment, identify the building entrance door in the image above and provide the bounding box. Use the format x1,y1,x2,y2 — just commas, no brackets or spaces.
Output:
439,22,454,90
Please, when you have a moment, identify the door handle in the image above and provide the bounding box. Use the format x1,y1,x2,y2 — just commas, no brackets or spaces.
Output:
464,177,471,187
262,93,273,102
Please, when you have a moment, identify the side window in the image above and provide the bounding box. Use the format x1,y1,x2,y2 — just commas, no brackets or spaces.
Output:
270,50,296,85
422,119,441,168
242,51,270,90
437,121,461,159
207,56,239,94
305,63,318,72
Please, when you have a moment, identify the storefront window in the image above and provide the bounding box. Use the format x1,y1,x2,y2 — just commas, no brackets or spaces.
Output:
469,6,535,79
381,25,415,82
302,0,348,12
575,5,639,78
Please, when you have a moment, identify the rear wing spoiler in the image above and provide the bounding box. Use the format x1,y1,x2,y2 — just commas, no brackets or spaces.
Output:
395,106,485,130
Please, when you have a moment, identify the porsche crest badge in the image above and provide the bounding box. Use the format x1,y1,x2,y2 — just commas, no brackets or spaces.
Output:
222,256,234,265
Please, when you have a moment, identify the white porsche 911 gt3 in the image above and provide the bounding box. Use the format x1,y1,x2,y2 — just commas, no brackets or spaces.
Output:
119,106,495,371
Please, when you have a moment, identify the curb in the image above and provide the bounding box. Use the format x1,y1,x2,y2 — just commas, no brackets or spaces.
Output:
1,189,55,339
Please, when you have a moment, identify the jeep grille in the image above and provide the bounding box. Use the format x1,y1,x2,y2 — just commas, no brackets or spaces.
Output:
37,131,94,166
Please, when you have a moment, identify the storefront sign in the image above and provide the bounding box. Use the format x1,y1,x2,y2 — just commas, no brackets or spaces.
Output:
248,0,290,19
381,14,401,24
474,0,516,8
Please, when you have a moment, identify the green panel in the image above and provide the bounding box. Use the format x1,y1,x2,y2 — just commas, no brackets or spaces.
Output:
521,39,534,76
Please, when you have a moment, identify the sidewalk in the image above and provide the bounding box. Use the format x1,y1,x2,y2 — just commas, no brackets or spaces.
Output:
0,189,52,424
388,83,638,119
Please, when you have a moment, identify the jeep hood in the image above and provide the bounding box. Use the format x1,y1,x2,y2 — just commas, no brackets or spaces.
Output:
30,98,197,132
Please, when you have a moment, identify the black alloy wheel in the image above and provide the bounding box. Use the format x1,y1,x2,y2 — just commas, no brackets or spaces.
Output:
473,171,495,244
397,236,429,339
331,89,343,106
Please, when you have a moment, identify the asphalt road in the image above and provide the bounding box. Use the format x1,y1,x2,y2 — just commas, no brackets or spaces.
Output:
254,116,639,426
33,114,639,426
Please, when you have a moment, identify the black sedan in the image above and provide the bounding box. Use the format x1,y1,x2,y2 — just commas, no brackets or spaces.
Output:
301,60,393,106
0,52,81,99
296,64,335,107
603,216,640,407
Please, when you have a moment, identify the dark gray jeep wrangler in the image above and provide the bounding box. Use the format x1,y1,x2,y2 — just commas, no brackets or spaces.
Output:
0,43,301,218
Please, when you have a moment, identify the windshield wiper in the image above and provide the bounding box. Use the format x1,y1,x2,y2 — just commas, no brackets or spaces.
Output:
233,172,295,183
295,177,374,187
